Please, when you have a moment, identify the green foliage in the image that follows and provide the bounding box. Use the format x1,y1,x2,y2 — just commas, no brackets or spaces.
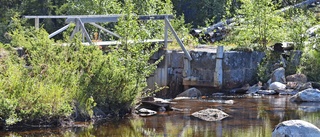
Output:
257,51,280,82
86,1,161,115
0,28,76,125
172,0,230,27
299,29,320,82
0,0,169,126
225,0,286,50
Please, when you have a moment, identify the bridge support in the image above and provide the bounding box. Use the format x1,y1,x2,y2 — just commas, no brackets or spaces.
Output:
214,46,224,89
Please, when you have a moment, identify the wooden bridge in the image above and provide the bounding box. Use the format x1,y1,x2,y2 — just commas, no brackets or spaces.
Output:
24,14,192,60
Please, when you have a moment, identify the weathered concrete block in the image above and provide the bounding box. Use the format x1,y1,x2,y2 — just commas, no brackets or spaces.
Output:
223,69,245,88
190,69,213,82
190,51,216,70
250,51,265,69
170,51,184,68
223,51,252,70
244,68,257,84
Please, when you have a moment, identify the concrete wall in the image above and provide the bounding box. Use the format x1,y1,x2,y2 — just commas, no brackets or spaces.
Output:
223,51,265,89
147,49,265,97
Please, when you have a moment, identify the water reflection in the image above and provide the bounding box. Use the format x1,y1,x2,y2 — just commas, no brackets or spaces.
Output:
2,95,320,137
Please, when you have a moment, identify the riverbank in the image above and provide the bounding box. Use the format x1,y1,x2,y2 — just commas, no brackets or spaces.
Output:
2,95,320,136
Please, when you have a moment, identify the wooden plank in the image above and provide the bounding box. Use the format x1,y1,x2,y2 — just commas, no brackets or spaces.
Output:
25,15,174,22
49,23,71,38
77,18,92,44
164,17,169,48
214,46,224,89
82,39,173,46
35,18,39,29
164,18,192,61
89,23,121,38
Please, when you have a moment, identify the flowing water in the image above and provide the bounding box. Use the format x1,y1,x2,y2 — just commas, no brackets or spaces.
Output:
1,95,320,137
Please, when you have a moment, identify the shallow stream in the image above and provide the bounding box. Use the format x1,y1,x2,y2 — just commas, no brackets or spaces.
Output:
1,95,320,137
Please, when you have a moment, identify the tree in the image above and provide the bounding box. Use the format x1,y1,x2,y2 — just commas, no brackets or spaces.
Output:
225,0,287,50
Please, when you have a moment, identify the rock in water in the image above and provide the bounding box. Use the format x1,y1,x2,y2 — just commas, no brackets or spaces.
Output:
191,108,229,121
269,82,286,91
230,84,250,94
271,67,286,83
286,74,307,83
257,90,277,95
136,108,157,117
272,120,320,137
246,82,262,94
176,87,202,98
290,88,320,102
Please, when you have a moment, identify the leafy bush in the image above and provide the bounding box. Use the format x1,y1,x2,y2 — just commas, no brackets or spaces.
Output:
0,8,162,126
299,28,320,81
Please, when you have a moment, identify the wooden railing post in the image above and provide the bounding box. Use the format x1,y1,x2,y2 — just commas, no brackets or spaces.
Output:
214,46,224,89
164,16,168,49
35,18,39,29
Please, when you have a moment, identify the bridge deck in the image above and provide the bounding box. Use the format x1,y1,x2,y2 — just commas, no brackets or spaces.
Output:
82,39,173,46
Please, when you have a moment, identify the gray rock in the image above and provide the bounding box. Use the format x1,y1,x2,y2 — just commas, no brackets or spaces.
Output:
207,99,234,104
230,84,250,94
212,93,225,96
136,108,157,117
272,120,320,137
269,82,286,91
191,108,229,121
297,82,313,91
176,87,202,98
286,82,299,89
257,90,277,95
278,89,298,95
246,83,262,94
286,74,307,83
271,67,286,83
290,88,320,102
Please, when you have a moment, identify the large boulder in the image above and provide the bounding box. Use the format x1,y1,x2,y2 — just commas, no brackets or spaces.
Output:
286,82,312,91
176,87,202,98
271,67,286,83
272,120,320,137
269,82,286,91
290,88,320,102
191,108,229,121
286,74,307,83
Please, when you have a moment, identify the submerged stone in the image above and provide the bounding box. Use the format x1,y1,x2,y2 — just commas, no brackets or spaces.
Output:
191,108,229,121
136,108,157,117
257,90,277,95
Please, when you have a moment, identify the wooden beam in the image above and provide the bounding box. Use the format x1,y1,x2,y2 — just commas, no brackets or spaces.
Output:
49,23,71,38
89,23,121,38
164,18,192,61
77,18,92,44
35,18,39,29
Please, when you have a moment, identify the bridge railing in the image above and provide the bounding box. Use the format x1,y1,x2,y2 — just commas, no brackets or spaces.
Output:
24,14,192,61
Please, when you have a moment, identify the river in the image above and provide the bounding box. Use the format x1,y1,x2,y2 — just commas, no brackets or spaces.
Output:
1,95,320,137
